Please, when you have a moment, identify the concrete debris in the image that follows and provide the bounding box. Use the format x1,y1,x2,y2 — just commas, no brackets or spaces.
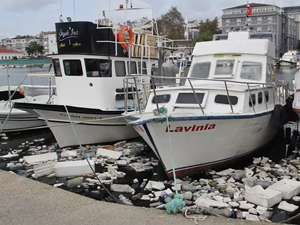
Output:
23,152,57,165
96,148,122,159
55,160,95,177
278,201,299,212
144,181,165,191
269,179,300,200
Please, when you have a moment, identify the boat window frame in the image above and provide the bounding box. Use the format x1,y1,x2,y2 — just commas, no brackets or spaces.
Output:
249,93,256,107
52,59,62,77
189,61,211,79
63,59,83,76
174,91,208,108
214,94,238,105
214,59,236,78
127,61,137,75
265,90,269,102
152,94,171,104
138,61,147,74
258,92,263,104
115,60,126,77
240,61,263,81
84,58,112,77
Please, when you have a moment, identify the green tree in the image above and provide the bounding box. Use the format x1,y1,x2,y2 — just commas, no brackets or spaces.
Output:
26,41,44,56
156,6,184,39
193,17,222,45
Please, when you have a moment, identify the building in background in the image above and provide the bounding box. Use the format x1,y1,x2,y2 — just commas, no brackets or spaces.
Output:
10,35,44,53
0,49,24,60
282,6,300,39
39,31,57,54
184,20,199,40
221,3,299,57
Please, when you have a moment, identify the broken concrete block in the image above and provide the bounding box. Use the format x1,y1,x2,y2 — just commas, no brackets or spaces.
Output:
228,202,239,207
96,148,122,159
195,197,230,208
145,181,165,191
23,152,57,165
256,206,268,215
245,185,282,208
278,201,299,212
55,160,95,177
269,179,300,200
111,184,134,194
61,150,77,158
240,203,255,210
33,161,56,178
246,214,260,221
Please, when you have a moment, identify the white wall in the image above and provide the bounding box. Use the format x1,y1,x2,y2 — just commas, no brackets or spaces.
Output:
0,52,24,60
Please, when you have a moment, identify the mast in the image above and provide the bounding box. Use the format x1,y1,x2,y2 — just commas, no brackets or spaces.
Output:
246,2,250,31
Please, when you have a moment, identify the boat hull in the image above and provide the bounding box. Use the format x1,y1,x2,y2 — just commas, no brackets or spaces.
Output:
130,111,278,178
279,60,297,67
14,103,139,147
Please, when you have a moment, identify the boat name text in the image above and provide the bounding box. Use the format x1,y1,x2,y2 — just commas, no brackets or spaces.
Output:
59,113,102,120
165,124,216,132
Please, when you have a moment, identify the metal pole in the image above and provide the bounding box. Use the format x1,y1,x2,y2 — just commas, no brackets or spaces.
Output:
6,66,11,108
151,77,160,115
96,0,99,25
129,46,131,74
73,0,76,20
247,83,255,113
108,0,111,26
123,80,128,113
224,81,234,114
188,79,205,115
262,84,268,110
60,0,62,16
133,77,141,114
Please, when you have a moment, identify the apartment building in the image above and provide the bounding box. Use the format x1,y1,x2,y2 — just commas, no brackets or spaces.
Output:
39,31,57,54
221,3,299,57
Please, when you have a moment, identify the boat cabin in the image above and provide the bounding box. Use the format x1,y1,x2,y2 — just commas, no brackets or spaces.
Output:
51,21,156,110
142,31,278,116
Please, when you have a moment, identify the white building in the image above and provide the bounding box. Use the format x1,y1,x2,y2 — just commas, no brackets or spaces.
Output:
40,31,57,54
184,20,199,40
0,49,24,60
10,35,44,54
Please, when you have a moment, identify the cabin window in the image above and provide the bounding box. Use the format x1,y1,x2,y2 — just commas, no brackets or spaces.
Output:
258,92,263,104
241,62,262,81
85,59,111,77
115,61,126,77
138,62,147,74
215,60,234,75
215,95,238,105
63,60,83,76
265,90,269,102
127,61,137,74
190,62,210,78
52,59,62,77
176,93,204,104
152,95,170,104
249,94,256,107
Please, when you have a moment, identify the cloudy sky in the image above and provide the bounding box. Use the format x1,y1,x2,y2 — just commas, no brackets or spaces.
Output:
0,0,298,39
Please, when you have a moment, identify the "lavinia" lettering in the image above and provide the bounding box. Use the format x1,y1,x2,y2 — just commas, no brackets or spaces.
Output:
165,124,216,132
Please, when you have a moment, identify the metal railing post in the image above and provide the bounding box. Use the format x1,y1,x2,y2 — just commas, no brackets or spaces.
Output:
247,83,256,113
224,81,234,114
123,79,128,113
262,84,268,110
133,77,141,114
187,79,205,115
151,77,160,115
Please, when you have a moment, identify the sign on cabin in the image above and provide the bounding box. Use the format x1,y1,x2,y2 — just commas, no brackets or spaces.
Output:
55,21,127,56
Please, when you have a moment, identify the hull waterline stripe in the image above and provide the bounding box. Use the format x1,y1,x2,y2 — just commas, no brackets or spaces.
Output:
47,119,127,126
129,110,273,126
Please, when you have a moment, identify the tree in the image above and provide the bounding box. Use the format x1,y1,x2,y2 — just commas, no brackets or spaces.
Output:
26,41,44,56
193,17,222,45
156,6,184,39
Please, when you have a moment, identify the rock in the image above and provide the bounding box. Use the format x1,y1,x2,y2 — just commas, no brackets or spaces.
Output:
278,201,299,212
246,214,260,221
248,208,257,215
228,202,239,207
181,184,196,192
183,191,193,200
232,170,246,180
240,203,255,210
213,195,223,201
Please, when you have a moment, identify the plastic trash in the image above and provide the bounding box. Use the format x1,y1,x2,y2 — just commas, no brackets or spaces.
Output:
278,201,299,212
55,160,95,177
23,152,57,165
140,179,147,189
205,207,232,218
231,170,246,180
111,184,135,194
162,193,172,203
165,194,185,214
119,194,133,206
67,177,83,188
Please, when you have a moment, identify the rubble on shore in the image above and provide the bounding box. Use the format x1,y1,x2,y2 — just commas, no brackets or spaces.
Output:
1,123,300,223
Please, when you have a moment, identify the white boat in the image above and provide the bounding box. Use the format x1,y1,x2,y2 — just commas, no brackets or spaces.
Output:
123,31,285,178
292,69,300,118
14,19,168,147
279,51,297,67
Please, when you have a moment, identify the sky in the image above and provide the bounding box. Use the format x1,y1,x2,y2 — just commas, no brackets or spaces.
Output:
0,0,299,39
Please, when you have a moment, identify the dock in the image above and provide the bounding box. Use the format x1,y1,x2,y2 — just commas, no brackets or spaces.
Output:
0,170,273,225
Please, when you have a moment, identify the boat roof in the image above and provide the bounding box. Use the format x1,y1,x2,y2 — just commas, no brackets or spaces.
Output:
193,31,275,58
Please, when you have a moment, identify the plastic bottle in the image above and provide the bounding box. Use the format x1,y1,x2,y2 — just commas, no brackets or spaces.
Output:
140,179,147,189
162,193,172,203
67,177,83,188
119,194,133,206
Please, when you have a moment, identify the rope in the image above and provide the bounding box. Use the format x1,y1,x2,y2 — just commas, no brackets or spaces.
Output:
184,207,208,224
63,105,119,203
